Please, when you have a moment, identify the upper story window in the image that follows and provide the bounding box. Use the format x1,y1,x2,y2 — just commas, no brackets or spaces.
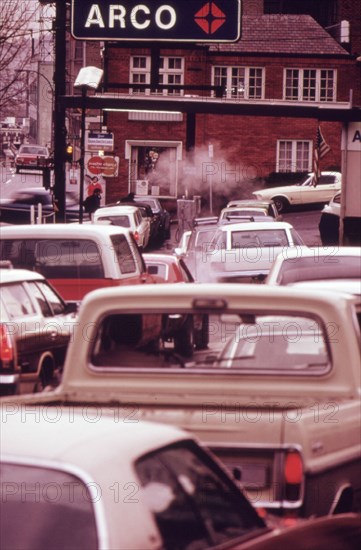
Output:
213,66,264,99
284,68,336,102
130,56,184,95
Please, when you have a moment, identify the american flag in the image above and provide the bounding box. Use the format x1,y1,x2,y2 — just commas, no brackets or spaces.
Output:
312,126,331,186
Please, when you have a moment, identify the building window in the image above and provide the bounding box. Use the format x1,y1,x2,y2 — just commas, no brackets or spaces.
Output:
130,56,184,95
126,140,182,198
284,69,336,102
277,140,312,172
130,56,151,94
213,66,264,99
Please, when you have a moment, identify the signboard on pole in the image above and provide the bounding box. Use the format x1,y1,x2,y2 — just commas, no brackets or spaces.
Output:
87,132,114,152
71,0,241,42
87,155,119,177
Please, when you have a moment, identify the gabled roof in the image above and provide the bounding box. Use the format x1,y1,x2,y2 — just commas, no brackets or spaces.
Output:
208,15,350,56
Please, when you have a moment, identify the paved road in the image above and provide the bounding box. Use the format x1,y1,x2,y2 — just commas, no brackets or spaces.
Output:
0,166,323,246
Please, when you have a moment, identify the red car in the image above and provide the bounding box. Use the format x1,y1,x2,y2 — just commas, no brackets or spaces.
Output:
15,144,50,172
143,252,194,283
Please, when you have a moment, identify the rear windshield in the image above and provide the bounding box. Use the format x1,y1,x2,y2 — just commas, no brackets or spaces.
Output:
0,463,98,550
90,310,331,376
96,215,131,228
19,146,48,155
0,239,105,279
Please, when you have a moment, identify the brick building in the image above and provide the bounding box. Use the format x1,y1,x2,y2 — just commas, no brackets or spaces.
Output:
76,1,361,209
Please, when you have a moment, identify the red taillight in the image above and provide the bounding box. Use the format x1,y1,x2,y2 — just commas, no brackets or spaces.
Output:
284,450,303,484
0,324,14,365
134,231,139,242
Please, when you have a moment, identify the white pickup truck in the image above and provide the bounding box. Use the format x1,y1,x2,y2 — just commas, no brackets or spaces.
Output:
2,283,360,519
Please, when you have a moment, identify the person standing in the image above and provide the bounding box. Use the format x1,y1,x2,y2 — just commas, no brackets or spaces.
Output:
83,188,102,215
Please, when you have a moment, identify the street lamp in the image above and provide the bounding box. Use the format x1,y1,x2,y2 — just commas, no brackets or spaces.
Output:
74,66,104,223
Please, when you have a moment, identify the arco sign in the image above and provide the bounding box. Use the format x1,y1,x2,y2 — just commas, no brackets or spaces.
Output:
71,0,241,42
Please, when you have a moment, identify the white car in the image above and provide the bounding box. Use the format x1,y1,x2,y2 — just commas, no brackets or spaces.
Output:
207,221,305,282
252,171,342,213
93,204,150,249
219,207,276,224
265,245,361,285
226,199,282,221
0,410,270,549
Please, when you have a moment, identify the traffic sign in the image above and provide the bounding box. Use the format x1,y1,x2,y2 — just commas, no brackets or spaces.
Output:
87,132,114,152
71,1,241,42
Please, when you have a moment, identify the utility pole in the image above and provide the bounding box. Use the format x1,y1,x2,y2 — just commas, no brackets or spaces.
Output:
53,0,67,221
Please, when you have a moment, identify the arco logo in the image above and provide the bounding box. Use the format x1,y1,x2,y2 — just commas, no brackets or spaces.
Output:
194,1,226,35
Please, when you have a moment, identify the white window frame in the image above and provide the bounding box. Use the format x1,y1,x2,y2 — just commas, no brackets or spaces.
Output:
212,66,265,99
284,68,336,102
276,140,313,172
130,56,184,96
125,140,183,198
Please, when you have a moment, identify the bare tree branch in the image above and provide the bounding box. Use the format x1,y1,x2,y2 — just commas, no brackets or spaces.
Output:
0,0,40,117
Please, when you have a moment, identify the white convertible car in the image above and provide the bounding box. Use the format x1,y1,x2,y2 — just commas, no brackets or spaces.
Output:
252,171,341,213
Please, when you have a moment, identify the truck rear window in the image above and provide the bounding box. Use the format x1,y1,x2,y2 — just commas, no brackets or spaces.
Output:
90,310,331,376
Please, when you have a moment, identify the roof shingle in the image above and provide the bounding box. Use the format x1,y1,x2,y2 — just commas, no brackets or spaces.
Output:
208,15,349,56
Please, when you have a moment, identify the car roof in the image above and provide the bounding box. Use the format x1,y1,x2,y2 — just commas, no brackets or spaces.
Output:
0,223,131,239
290,279,361,296
0,268,45,284
216,221,293,232
227,199,275,207
95,205,139,216
11,187,49,195
0,411,188,469
274,246,361,260
143,252,178,265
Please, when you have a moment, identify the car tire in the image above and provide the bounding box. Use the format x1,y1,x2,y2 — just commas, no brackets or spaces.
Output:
174,316,194,358
34,358,55,393
273,196,289,213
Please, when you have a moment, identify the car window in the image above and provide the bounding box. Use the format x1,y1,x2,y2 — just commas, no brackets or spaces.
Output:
29,281,65,316
33,240,105,279
90,311,331,376
231,230,289,248
0,463,98,550
147,263,167,279
290,229,304,245
110,234,137,274
97,215,131,228
136,441,264,550
19,146,48,155
190,229,217,251
318,175,336,185
1,283,36,318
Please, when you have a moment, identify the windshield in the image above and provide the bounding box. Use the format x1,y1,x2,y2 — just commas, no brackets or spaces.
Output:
19,146,48,156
